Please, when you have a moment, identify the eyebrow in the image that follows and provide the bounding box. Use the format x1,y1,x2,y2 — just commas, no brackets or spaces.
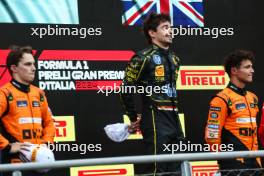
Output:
161,24,170,28
23,61,35,65
243,64,252,68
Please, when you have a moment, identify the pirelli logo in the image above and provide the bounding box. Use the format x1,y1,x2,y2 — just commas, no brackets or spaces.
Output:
190,161,219,176
54,116,76,142
177,66,229,90
70,164,134,176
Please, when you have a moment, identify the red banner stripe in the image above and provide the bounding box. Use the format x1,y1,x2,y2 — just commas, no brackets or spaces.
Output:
160,0,170,14
125,1,153,25
0,50,37,64
179,1,204,23
75,80,122,91
0,50,10,64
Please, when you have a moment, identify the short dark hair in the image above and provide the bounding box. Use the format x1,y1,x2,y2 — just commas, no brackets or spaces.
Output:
143,13,171,43
223,50,255,77
6,45,33,75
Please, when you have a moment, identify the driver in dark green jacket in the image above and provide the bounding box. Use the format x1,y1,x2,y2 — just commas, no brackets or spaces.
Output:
120,13,184,175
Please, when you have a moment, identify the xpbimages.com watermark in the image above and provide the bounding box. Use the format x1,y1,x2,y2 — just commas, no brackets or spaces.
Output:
30,25,102,38
47,142,102,155
172,26,234,39
97,83,177,97
163,141,234,153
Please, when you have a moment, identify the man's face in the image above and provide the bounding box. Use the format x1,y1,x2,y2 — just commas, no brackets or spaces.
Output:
150,21,172,48
233,59,254,83
11,53,36,84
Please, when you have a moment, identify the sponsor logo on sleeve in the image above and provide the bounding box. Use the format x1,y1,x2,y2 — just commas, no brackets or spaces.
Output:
210,112,218,119
208,124,219,129
210,106,221,112
208,120,219,123
207,129,218,138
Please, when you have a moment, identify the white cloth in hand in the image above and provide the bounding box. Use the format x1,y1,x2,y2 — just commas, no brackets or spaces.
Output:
104,123,130,142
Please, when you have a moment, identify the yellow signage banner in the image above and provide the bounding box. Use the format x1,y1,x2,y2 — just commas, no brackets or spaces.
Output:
190,161,219,176
177,66,229,90
54,116,76,142
70,164,134,176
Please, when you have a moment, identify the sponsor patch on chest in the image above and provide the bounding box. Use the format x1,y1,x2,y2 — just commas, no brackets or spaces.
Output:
17,101,28,107
153,55,162,64
155,65,164,77
32,101,40,107
250,103,256,108
235,103,246,110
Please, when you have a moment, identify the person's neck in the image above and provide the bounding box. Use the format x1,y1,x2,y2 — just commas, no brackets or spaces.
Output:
227,81,247,96
11,79,30,93
230,77,246,89
152,41,169,50
12,74,30,85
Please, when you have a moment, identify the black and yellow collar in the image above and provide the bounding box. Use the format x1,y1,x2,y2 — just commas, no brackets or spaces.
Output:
227,82,246,96
152,44,170,55
11,79,30,93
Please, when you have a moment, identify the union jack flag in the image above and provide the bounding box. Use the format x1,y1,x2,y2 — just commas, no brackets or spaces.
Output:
121,0,204,27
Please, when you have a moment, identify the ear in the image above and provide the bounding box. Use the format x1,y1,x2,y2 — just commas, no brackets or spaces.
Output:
148,30,156,39
230,67,238,75
10,65,18,73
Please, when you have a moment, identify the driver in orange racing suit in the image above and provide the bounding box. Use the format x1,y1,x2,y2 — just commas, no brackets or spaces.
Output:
205,50,261,172
0,45,55,176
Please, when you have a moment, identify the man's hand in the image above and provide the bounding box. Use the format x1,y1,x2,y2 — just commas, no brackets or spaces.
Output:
128,114,141,133
9,142,32,154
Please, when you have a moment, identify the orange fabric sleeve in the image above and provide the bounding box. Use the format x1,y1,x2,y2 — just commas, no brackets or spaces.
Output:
0,90,10,150
205,96,228,151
